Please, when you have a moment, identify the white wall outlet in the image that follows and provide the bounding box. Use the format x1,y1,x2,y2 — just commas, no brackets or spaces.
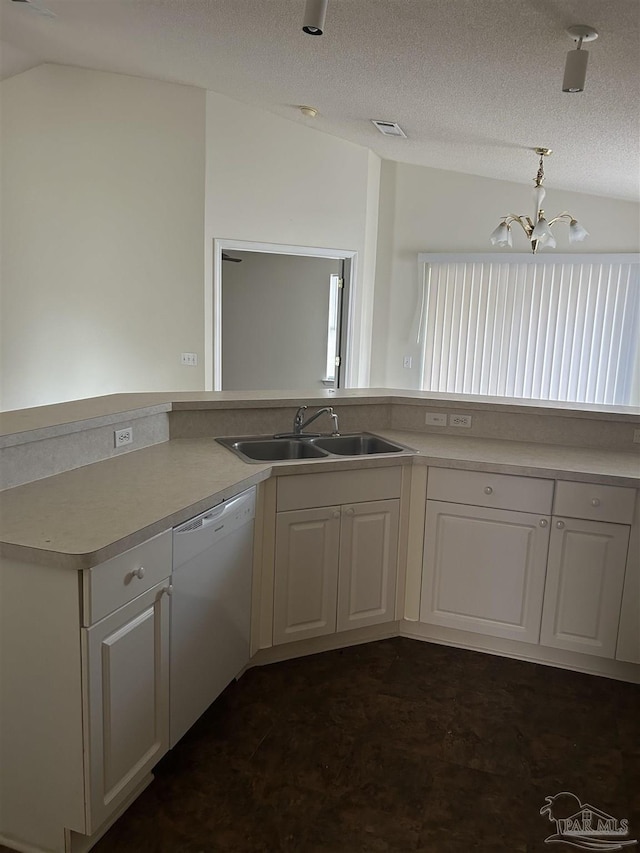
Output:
425,412,447,426
114,427,133,448
449,413,472,428
403,356,413,369
633,429,640,444
181,352,198,366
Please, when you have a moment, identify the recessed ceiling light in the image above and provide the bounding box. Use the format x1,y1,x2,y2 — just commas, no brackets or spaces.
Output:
299,105,319,118
371,120,407,138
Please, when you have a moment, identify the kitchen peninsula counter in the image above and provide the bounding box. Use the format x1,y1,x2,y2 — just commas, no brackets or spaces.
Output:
1,421,638,569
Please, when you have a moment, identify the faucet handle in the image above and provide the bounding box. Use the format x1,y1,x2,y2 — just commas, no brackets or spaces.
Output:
294,405,308,429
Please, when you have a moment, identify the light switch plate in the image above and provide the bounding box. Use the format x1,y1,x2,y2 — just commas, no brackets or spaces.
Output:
425,412,447,426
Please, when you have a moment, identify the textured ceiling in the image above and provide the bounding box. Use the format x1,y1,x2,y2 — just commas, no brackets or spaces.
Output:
1,0,639,201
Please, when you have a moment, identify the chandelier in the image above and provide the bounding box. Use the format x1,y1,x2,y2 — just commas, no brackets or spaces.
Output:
490,148,588,254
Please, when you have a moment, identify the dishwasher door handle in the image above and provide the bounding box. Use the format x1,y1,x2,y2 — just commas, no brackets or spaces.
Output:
174,490,253,536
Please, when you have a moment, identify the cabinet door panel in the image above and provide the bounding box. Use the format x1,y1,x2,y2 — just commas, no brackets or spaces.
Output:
337,500,399,631
273,507,340,645
84,581,169,832
541,518,629,658
421,501,550,642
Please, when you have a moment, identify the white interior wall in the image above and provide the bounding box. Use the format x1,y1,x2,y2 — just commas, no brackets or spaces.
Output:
221,252,341,390
372,161,640,393
204,91,381,389
0,65,206,411
2,64,637,411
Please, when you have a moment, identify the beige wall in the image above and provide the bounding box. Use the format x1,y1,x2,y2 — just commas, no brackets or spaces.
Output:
204,91,381,388
0,65,206,411
2,65,637,411
372,161,640,390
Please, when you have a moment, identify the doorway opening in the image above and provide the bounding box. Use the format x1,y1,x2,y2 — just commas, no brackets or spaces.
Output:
211,240,357,391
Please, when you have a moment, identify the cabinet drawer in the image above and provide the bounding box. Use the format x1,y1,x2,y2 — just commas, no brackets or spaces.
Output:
554,481,636,525
82,530,172,626
277,466,402,512
427,467,553,514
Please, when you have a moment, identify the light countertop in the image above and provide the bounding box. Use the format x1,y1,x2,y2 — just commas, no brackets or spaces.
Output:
1,430,638,569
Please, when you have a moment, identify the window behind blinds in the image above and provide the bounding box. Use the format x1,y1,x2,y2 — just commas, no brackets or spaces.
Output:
418,256,640,405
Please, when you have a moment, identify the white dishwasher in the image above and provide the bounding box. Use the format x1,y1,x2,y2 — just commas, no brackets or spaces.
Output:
170,486,255,747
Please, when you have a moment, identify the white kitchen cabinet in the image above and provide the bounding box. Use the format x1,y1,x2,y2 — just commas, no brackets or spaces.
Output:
540,517,629,658
0,530,172,853
273,506,341,644
420,469,554,643
420,500,551,642
272,468,403,646
273,499,400,644
537,480,635,660
83,580,170,831
337,499,399,632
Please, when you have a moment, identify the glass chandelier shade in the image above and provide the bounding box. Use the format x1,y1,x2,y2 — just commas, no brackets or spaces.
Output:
490,149,588,254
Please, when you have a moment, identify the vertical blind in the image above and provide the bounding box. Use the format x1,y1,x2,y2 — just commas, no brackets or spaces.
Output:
419,258,639,405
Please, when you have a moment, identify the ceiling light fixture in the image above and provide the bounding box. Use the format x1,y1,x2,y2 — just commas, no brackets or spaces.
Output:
490,148,588,254
302,0,328,35
299,105,319,118
562,25,598,92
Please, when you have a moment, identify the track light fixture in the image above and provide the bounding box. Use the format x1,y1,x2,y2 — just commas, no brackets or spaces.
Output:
490,148,589,254
563,25,598,92
302,0,328,35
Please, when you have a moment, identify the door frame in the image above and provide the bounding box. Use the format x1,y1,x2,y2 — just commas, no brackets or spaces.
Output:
209,239,358,391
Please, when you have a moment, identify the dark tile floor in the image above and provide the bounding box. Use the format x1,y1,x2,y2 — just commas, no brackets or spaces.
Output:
90,638,639,853
11,638,640,853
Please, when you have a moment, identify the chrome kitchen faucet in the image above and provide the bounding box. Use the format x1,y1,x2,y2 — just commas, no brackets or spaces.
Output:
275,405,340,438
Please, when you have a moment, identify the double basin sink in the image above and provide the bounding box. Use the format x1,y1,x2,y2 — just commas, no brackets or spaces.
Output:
217,432,412,463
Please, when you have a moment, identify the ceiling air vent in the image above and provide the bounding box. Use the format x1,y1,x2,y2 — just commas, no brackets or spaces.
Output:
371,120,407,138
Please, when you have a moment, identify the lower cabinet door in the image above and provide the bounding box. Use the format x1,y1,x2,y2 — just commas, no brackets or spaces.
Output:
83,580,170,832
273,506,341,645
420,501,551,642
540,517,630,658
337,499,399,632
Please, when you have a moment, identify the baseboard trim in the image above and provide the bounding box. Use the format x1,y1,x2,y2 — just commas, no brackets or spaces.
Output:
399,620,640,684
249,622,400,667
248,620,640,683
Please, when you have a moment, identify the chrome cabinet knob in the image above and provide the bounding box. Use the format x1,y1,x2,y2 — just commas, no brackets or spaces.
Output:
539,519,548,528
484,486,493,495
591,498,601,507
131,566,145,580
164,584,173,597
556,520,565,529
332,510,341,519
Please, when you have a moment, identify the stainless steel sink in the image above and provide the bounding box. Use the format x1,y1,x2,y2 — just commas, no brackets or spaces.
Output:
217,436,329,463
308,433,406,456
216,432,412,463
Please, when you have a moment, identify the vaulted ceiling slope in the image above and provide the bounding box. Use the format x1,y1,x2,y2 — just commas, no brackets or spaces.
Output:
1,0,638,201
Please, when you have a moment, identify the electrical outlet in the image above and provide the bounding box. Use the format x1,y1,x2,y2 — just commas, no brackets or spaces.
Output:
114,427,133,448
181,352,198,366
634,429,640,444
449,414,472,428
425,412,447,426
403,356,413,369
